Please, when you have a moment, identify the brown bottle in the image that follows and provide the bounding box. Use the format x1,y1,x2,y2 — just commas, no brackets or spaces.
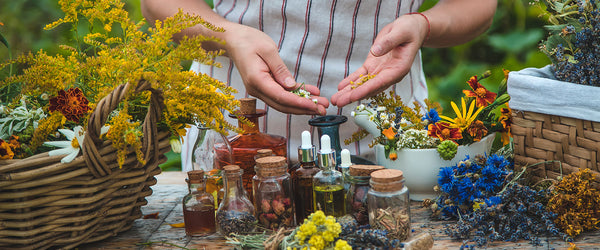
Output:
227,98,287,199
182,170,216,236
291,130,319,223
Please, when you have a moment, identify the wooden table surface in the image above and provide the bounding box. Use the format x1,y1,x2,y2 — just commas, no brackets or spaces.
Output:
79,172,599,250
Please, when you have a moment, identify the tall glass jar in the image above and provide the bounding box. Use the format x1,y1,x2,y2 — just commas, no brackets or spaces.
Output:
253,156,295,229
182,170,216,236
291,131,319,223
216,165,257,236
313,135,346,217
346,164,384,225
367,169,411,241
192,126,233,208
228,98,287,198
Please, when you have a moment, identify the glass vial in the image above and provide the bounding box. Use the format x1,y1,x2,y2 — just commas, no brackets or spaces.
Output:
216,165,257,236
346,164,384,225
292,130,320,223
228,98,287,198
367,169,411,241
313,135,346,217
182,170,216,236
192,126,233,208
253,156,295,229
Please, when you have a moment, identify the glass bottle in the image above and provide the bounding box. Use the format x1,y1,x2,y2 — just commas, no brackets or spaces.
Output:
182,170,216,236
308,115,373,166
228,98,287,198
346,164,384,225
367,169,411,241
216,165,257,236
253,156,295,229
339,148,352,191
313,135,346,217
192,126,233,208
291,130,319,223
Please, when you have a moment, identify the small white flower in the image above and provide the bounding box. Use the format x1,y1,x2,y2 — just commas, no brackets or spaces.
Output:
40,93,49,101
379,113,388,121
376,106,386,112
350,111,356,117
312,98,318,104
357,104,365,111
44,126,85,163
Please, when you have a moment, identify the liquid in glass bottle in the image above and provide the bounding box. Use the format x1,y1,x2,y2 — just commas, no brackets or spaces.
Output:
291,131,320,222
182,170,216,236
312,135,346,217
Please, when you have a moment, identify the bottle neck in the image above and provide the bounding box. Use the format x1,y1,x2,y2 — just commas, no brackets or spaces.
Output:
224,173,246,198
239,116,259,134
188,180,207,194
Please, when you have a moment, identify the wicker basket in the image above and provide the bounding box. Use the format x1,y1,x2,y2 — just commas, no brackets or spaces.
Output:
512,110,600,187
0,80,171,249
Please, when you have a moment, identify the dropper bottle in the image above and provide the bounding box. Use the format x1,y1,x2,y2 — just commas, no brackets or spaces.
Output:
312,135,346,217
339,149,352,191
291,131,320,222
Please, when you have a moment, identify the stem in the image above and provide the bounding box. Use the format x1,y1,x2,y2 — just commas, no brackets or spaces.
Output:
499,160,562,194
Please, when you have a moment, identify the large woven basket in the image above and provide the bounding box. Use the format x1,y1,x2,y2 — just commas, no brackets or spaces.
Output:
0,80,171,249
512,111,600,187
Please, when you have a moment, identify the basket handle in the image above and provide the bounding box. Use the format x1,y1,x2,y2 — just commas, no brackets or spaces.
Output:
82,80,164,177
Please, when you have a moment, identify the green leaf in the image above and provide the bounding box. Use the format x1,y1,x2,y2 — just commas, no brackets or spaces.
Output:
0,31,8,49
488,30,544,54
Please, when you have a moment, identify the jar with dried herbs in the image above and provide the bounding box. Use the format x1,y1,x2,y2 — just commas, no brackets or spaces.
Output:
252,156,295,229
367,169,410,241
216,165,257,236
346,164,384,225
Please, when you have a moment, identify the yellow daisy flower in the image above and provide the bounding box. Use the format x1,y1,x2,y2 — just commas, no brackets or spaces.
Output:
439,97,484,131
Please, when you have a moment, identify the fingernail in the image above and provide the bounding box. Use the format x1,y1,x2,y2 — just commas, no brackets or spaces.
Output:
371,44,382,56
284,77,296,88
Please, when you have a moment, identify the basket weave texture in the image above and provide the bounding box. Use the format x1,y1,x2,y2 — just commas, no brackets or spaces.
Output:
0,80,171,249
512,110,600,187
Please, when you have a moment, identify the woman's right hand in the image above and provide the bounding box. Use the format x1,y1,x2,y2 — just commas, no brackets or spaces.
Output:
221,23,329,115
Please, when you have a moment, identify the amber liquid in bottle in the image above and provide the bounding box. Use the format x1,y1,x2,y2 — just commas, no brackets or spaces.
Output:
292,161,319,223
183,206,216,236
226,98,287,198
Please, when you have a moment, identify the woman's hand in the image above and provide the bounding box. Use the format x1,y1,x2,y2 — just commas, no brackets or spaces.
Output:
331,14,428,107
223,24,329,115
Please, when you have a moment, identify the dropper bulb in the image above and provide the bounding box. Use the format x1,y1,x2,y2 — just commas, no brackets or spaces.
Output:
340,149,351,167
320,135,332,154
301,131,312,149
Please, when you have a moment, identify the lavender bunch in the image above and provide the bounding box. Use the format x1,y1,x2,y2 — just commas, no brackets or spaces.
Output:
537,0,600,86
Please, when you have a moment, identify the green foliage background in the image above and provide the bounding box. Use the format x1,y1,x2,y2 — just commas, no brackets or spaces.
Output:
0,0,551,170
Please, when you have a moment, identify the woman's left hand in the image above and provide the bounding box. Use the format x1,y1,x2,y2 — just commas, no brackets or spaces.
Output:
331,13,428,107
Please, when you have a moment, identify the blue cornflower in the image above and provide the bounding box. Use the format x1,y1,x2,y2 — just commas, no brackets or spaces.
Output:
457,178,477,204
438,166,455,186
422,108,441,125
476,165,503,193
485,196,502,207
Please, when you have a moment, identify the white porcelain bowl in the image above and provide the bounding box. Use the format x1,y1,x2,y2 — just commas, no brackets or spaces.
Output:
374,134,495,201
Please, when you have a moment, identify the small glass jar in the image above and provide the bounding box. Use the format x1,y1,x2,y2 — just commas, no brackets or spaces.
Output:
367,169,411,241
216,165,257,236
182,170,216,236
346,165,384,225
253,156,295,229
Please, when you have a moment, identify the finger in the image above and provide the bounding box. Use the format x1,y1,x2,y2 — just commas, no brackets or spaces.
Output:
260,49,297,89
250,77,328,115
337,67,368,91
332,71,397,107
370,21,411,57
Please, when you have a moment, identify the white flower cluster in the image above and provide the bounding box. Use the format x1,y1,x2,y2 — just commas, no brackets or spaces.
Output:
396,129,439,149
291,87,318,104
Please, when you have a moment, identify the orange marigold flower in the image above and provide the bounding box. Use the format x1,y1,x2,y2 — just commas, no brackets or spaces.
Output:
0,139,15,160
466,120,487,142
382,126,396,140
498,105,513,146
463,76,497,108
8,135,20,150
49,88,92,123
388,149,398,161
428,122,462,141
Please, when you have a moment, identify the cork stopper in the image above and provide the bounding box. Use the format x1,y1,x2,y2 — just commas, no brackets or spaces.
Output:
370,169,404,192
255,156,287,177
239,98,257,115
223,165,242,175
187,170,205,183
349,165,385,177
255,149,274,159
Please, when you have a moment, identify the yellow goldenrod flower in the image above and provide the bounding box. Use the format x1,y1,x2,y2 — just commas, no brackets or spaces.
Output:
440,97,483,131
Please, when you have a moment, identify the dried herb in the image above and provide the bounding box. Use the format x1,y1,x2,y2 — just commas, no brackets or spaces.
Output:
372,207,410,241
257,197,294,230
216,210,257,236
547,168,600,237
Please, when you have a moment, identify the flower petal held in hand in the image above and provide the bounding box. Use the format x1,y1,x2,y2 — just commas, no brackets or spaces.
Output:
43,126,85,163
463,76,497,108
48,88,92,123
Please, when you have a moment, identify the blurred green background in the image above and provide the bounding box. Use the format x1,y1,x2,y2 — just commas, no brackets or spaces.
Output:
0,0,551,171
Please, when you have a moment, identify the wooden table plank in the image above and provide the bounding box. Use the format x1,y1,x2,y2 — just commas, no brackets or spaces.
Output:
79,172,598,250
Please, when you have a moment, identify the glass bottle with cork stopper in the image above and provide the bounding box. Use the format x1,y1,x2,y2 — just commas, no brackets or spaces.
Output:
346,164,384,225
313,134,346,217
291,130,320,222
228,98,287,198
253,156,295,229
182,170,216,236
367,169,411,241
216,165,257,236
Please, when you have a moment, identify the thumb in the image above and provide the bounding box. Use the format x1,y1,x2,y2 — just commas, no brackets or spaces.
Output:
263,51,296,89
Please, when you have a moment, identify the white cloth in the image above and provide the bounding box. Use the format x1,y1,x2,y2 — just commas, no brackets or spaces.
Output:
184,0,428,170
507,66,600,123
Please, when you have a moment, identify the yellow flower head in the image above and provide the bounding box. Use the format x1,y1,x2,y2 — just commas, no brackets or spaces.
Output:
440,97,484,131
